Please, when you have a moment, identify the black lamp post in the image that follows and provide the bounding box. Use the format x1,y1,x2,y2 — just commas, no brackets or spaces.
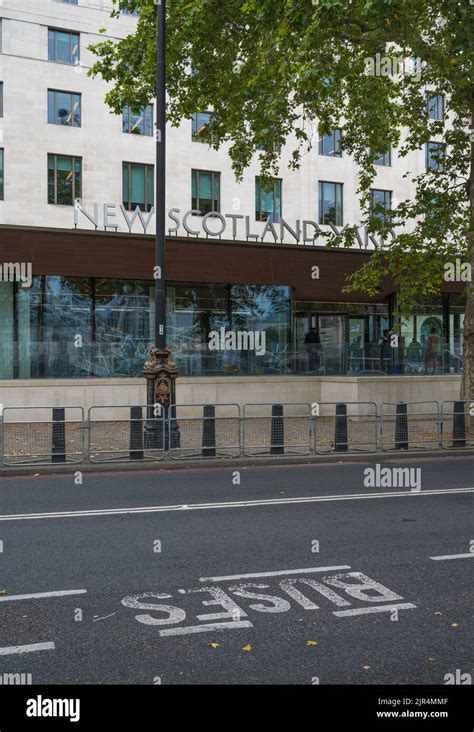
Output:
143,0,179,448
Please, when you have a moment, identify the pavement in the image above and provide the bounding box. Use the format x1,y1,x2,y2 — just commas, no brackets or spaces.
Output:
0,456,473,686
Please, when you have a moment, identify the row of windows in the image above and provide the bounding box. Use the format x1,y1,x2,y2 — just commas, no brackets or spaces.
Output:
59,0,138,13
0,150,389,226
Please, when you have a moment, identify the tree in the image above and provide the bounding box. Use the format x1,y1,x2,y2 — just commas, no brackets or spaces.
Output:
89,0,473,397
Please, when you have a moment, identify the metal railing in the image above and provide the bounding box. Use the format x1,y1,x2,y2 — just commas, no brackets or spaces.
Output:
242,403,312,457
1,400,473,465
1,406,84,466
88,405,166,463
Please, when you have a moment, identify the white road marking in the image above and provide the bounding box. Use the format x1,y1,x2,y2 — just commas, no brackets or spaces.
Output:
92,612,117,622
334,603,417,617
0,642,55,656
0,487,472,523
199,566,351,582
0,589,87,603
158,621,253,637
430,553,474,560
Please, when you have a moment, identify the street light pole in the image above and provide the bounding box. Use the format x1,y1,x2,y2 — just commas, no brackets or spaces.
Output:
143,0,179,449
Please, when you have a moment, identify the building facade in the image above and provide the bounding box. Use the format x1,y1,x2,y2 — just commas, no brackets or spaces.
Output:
0,0,465,384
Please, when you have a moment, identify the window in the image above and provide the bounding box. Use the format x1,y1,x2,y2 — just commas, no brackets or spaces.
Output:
60,0,78,4
255,177,282,223
374,148,391,166
192,112,214,142
48,154,81,205
426,141,445,171
48,29,79,65
0,82,3,118
370,189,392,225
122,105,153,136
191,170,220,215
48,90,81,127
122,163,154,212
426,92,444,121
318,181,343,226
318,130,342,157
0,148,3,200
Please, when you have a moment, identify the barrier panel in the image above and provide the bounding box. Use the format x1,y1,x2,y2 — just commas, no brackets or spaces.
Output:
88,405,165,463
380,401,440,451
440,401,474,449
243,403,312,456
168,404,241,460
2,406,84,466
313,402,378,454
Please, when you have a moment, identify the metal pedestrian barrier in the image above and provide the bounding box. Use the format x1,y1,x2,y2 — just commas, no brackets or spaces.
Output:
2,406,84,466
168,403,241,460
440,401,474,449
380,401,440,451
314,402,378,454
88,405,166,463
242,403,312,456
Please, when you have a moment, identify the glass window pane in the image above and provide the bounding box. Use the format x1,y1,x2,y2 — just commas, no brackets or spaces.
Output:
48,30,55,60
48,90,55,123
130,165,145,207
72,33,79,64
146,166,154,207
198,172,212,199
145,105,153,136
56,31,72,63
56,91,72,124
122,165,129,207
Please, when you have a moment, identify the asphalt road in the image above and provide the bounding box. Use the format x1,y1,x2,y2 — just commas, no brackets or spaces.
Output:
0,457,473,685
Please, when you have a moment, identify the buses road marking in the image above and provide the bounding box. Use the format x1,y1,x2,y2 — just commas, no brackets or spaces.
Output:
0,589,87,603
0,487,472,522
334,603,417,617
199,566,351,582
430,553,474,560
0,642,55,656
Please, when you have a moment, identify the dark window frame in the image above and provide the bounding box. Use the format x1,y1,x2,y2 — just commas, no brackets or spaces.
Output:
191,169,221,215
122,104,153,136
255,177,282,223
426,92,445,121
425,141,445,171
373,148,391,166
318,129,342,157
122,161,155,212
191,112,214,143
0,81,3,118
370,188,392,225
48,27,80,65
47,88,81,127
318,180,343,226
47,153,82,206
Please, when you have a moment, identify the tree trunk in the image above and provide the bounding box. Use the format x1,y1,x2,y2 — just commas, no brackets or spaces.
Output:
460,107,474,431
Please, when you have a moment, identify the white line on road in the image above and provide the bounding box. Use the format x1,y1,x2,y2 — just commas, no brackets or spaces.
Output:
334,603,417,617
199,566,351,582
0,642,55,656
429,553,474,560
0,487,472,523
92,612,117,622
0,589,87,603
158,621,253,637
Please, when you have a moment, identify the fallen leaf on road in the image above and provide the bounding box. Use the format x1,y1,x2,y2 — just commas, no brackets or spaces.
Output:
428,657,436,663
0,589,8,595
209,642,220,649
362,665,370,671
451,623,459,628
433,611,443,616
306,640,318,646
241,644,253,652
